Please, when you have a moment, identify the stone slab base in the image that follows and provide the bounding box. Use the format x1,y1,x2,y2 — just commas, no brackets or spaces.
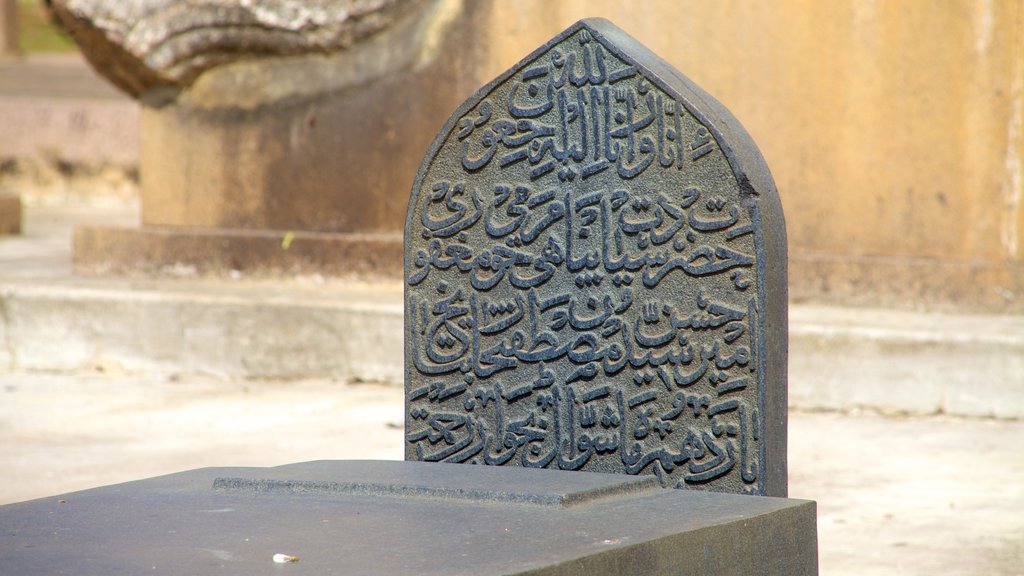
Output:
73,225,403,278
0,460,818,575
0,192,19,234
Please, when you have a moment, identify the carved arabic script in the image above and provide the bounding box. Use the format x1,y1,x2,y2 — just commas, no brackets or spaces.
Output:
406,28,764,493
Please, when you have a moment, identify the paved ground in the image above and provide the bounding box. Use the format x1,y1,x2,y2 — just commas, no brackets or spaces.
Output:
1,370,1022,576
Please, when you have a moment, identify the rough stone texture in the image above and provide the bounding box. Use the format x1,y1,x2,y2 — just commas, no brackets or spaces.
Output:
0,460,818,575
49,0,426,98
0,193,19,234
130,0,468,234
69,0,472,275
404,19,787,497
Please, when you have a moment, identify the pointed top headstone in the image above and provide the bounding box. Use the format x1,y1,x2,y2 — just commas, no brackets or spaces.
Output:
404,18,787,496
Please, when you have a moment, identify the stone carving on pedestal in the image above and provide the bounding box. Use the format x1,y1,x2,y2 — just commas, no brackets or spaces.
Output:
52,0,468,277
50,0,426,98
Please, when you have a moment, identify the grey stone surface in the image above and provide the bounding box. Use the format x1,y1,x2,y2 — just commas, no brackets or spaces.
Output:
1,279,403,380
0,199,404,382
49,0,427,98
404,19,787,495
0,460,817,575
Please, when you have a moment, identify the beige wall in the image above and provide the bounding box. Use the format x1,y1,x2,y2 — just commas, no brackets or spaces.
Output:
453,0,1023,312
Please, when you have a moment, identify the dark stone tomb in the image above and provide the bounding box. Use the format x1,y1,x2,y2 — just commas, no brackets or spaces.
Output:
0,461,817,575
405,18,787,497
0,19,815,576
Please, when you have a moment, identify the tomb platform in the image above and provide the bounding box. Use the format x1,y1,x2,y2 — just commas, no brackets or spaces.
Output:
0,459,818,575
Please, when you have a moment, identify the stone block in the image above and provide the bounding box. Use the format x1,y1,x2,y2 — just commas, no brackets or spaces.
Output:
789,305,1024,419
0,460,818,575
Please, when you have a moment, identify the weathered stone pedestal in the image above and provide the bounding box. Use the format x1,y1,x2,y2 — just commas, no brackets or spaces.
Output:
54,0,474,278
0,460,818,575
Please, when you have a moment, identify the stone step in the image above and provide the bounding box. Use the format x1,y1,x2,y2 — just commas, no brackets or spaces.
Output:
2,274,1021,419
790,305,1024,420
0,277,404,383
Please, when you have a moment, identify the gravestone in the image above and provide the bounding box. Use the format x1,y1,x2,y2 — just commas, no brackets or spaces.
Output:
0,19,816,573
405,18,787,496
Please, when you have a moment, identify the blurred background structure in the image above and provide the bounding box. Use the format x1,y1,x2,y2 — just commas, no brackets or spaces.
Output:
4,0,1023,311
1,1,1022,574
26,0,1024,313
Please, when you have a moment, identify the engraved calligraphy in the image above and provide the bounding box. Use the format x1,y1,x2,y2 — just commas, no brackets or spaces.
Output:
406,21,778,496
